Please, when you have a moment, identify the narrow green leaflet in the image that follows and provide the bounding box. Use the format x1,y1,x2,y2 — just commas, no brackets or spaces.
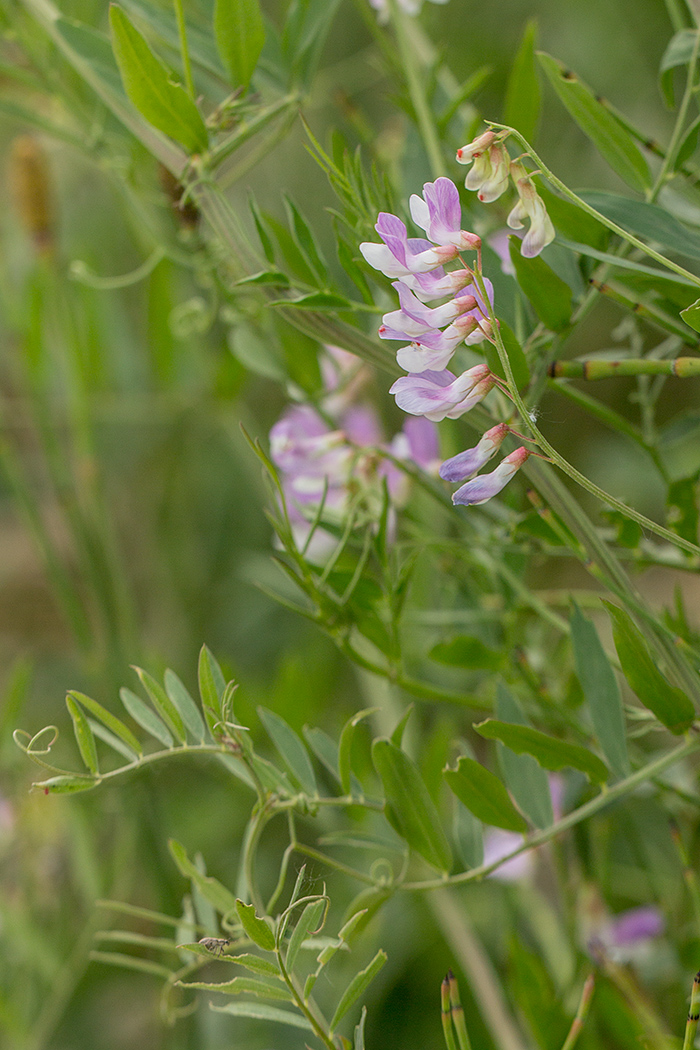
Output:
570,604,630,779
537,52,650,192
495,687,553,829
227,954,281,977
474,721,609,783
34,775,98,794
109,5,208,154
198,644,224,733
429,636,502,671
681,298,700,333
119,687,173,747
168,840,239,916
444,757,528,832
503,19,540,142
355,1006,367,1050
164,669,206,742
285,898,326,974
508,240,573,332
65,696,99,774
453,801,484,869
372,739,453,872
133,667,186,742
236,899,276,951
258,707,317,796
603,602,696,734
211,1001,313,1031
578,191,700,262
214,0,265,90
330,950,387,1032
660,29,698,107
180,976,292,1000
303,725,341,782
68,690,141,757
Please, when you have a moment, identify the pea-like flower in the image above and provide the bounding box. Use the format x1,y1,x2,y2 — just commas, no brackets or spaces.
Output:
393,317,480,373
456,131,510,203
360,213,459,278
439,424,509,482
507,162,555,258
380,283,478,338
451,447,530,505
390,365,494,421
409,177,482,250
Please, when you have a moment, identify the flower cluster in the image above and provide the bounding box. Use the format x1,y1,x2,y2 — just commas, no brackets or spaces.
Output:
360,177,530,506
456,130,555,258
269,348,439,560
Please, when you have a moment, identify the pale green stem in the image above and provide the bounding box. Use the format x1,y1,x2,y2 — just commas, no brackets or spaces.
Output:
173,0,196,100
550,358,700,379
560,975,595,1050
276,949,336,1050
387,0,445,179
683,972,700,1050
486,123,700,291
651,26,700,197
402,732,700,890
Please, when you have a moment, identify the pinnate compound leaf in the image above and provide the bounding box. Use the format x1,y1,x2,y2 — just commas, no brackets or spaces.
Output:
474,721,608,783
109,5,208,153
133,667,185,742
119,686,173,747
168,840,239,916
66,695,99,774
508,239,573,331
164,669,206,742
210,1001,313,1030
214,0,265,90
68,690,141,757
603,602,695,733
444,756,528,832
258,707,317,796
537,52,650,192
236,899,276,951
372,739,452,872
330,950,387,1032
570,604,630,779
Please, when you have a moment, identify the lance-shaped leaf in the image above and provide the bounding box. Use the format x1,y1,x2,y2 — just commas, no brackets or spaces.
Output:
603,602,696,734
503,18,541,142
258,707,316,796
339,708,377,795
34,774,98,793
65,695,99,774
164,669,206,742
109,4,208,153
570,604,629,779
198,644,224,732
330,950,387,1032
120,686,173,747
214,0,265,90
68,690,141,757
179,976,292,999
660,29,698,107
474,721,608,783
537,52,650,192
444,757,528,832
508,240,572,332
495,686,553,828
577,191,700,261
211,1001,313,1030
285,897,326,974
169,840,239,916
236,900,276,951
681,298,700,333
133,667,186,742
372,739,452,872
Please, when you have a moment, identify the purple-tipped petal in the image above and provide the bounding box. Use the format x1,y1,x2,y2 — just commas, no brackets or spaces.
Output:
439,424,509,482
608,907,664,947
452,447,530,505
390,365,493,421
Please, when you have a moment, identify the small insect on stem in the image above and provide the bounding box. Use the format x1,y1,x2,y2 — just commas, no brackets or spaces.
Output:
198,937,231,956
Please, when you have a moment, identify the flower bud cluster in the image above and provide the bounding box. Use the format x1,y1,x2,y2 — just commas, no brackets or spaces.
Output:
456,131,555,258
359,177,530,507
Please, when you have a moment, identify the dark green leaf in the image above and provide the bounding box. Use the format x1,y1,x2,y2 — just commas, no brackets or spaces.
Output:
495,686,553,828
372,739,452,872
330,950,387,1032
164,669,206,742
474,720,608,783
429,636,502,671
65,695,99,774
681,297,700,333
214,0,265,90
538,52,650,192
236,899,276,951
272,292,354,310
109,5,208,153
258,707,317,796
604,602,696,733
169,840,239,915
538,186,608,251
444,756,528,832
284,195,328,283
578,191,700,262
509,239,572,331
570,604,630,779
68,690,141,757
503,19,541,142
235,270,290,287
120,686,173,747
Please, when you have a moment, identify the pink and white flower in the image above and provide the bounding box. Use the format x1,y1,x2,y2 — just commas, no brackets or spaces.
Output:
451,447,530,505
507,163,555,258
439,424,509,482
409,177,481,251
390,365,494,421
360,213,458,278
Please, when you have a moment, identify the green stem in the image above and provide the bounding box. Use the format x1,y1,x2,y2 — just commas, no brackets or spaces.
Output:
276,948,336,1050
172,0,196,100
549,357,700,379
560,975,595,1050
486,123,700,291
683,972,700,1050
402,732,700,890
387,0,445,179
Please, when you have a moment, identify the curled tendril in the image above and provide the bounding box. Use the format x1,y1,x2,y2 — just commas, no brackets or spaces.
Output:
13,725,59,754
370,857,399,886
